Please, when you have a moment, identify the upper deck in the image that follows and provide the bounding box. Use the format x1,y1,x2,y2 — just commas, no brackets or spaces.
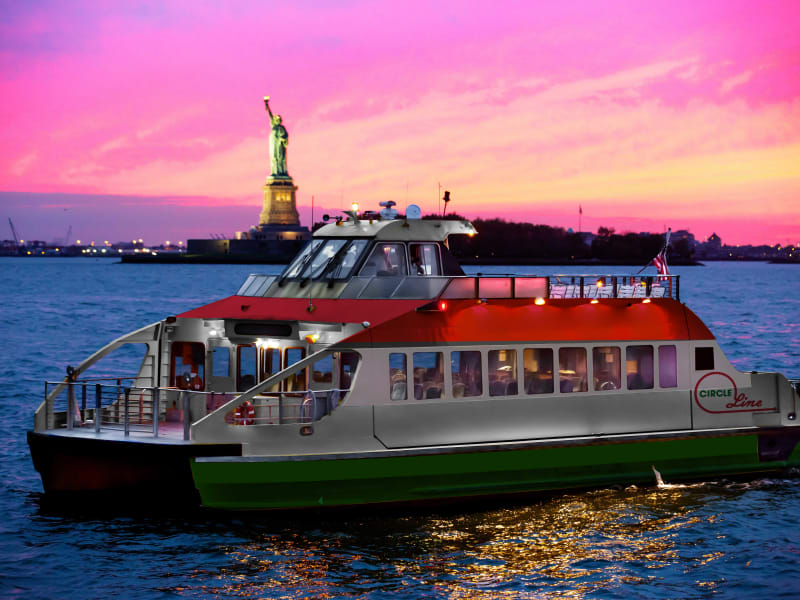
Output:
235,211,678,303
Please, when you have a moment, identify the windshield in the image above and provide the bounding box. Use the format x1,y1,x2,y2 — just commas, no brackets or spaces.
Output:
282,239,323,279
280,239,370,281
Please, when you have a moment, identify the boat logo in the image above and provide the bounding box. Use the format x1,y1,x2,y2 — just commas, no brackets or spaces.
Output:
694,371,770,413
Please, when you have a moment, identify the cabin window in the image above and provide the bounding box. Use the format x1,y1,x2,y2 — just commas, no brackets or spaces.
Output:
695,347,714,371
593,346,621,391
488,349,518,396
260,347,281,380
211,347,230,378
284,347,307,391
413,352,444,399
559,348,587,393
389,353,408,400
282,239,323,279
524,348,554,394
170,341,205,390
236,344,257,391
626,345,654,389
312,354,333,384
307,239,348,279
331,240,369,279
389,352,408,400
409,243,441,276
340,351,360,390
360,243,408,277
659,345,678,388
451,351,482,397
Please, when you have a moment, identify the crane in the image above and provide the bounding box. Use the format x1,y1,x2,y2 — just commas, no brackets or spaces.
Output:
64,225,72,246
8,218,20,246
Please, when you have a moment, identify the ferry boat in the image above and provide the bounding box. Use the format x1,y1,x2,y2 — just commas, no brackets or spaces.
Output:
28,205,800,509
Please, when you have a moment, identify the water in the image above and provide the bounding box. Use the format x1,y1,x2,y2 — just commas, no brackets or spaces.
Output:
1,258,799,599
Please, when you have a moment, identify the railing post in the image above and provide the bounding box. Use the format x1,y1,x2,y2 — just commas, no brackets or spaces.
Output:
124,387,130,436
183,391,190,441
278,393,284,425
152,387,160,438
66,383,75,430
95,384,101,433
675,276,680,301
81,383,87,415
612,276,618,298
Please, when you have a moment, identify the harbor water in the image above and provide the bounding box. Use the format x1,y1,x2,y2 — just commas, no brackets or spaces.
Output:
1,258,799,599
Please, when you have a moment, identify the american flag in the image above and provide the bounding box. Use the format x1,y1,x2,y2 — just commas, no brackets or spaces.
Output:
652,229,671,281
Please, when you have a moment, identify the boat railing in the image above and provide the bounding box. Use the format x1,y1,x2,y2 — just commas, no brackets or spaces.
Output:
338,273,679,301
222,387,349,426
42,380,245,441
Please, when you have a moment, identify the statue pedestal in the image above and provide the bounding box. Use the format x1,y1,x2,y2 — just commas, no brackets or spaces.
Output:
259,176,299,226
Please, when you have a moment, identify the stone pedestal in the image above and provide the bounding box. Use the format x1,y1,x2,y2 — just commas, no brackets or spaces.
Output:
259,176,299,226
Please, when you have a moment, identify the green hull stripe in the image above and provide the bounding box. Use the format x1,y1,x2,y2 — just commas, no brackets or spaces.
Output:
191,435,799,509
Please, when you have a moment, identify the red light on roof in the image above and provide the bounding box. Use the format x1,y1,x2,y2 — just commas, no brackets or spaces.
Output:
439,301,447,311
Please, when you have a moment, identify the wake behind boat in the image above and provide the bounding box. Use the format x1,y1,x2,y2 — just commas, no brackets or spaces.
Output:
28,205,800,509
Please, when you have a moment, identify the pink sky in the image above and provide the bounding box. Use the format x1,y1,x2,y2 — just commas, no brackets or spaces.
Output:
1,0,799,245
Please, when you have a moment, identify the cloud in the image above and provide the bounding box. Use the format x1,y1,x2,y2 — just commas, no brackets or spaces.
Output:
720,70,753,94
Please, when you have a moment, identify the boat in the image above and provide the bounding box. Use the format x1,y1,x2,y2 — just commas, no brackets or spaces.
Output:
28,204,800,510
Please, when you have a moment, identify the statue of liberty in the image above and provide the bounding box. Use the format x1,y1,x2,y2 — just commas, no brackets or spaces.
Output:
264,96,289,177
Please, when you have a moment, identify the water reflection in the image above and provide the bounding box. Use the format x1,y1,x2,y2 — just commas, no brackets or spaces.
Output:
187,484,753,599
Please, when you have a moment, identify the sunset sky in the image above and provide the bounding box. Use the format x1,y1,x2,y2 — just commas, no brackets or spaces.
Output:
1,0,798,245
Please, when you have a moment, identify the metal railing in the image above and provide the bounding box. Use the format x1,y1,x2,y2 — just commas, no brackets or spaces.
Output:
44,380,242,441
224,388,348,426
264,273,680,301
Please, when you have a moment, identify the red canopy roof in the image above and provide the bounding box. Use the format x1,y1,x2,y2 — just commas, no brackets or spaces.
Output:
178,296,426,327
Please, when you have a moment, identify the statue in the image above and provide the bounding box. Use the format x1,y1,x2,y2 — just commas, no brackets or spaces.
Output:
264,96,289,177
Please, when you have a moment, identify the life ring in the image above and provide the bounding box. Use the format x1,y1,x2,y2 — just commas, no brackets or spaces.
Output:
234,400,255,425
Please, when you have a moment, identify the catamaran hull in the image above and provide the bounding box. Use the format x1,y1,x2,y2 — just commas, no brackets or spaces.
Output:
191,429,800,510
27,431,240,503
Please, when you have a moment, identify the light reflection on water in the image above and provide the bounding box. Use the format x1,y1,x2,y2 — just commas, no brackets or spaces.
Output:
154,478,799,599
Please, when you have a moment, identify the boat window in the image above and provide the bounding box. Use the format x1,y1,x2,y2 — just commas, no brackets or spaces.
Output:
170,341,205,390
260,347,281,379
306,239,348,279
559,348,587,393
409,243,441,276
284,347,307,391
451,351,482,397
413,352,443,399
282,239,323,279
626,345,654,389
327,239,369,279
489,349,518,396
389,353,408,400
659,345,678,388
211,347,230,378
524,348,554,394
340,351,360,390
237,344,257,391
312,354,333,384
360,243,408,277
695,347,714,371
593,346,621,391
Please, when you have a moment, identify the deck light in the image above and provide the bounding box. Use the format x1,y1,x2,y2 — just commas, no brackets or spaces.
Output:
590,299,599,304
596,280,604,287
534,298,546,305
642,298,651,304
351,202,359,212
305,333,320,344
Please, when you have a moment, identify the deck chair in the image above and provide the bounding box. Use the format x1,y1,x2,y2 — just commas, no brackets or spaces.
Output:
550,284,567,298
650,286,666,298
633,284,647,297
617,285,635,298
565,285,579,298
